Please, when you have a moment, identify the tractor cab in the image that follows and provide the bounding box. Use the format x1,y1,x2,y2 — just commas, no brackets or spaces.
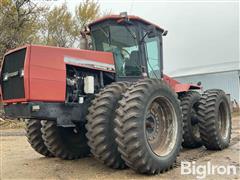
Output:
88,13,167,80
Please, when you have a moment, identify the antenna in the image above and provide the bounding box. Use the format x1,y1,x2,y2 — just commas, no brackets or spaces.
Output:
129,0,134,14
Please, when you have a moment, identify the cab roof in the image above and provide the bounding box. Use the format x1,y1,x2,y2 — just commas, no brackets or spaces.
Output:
89,15,164,32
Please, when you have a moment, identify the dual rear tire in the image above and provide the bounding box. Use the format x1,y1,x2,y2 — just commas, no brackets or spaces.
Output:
25,119,53,157
179,89,232,150
198,89,231,150
180,91,202,148
85,82,129,169
86,79,182,174
41,121,90,159
114,79,182,174
25,120,90,159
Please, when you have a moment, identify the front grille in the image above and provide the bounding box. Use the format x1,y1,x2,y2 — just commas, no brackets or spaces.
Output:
1,48,26,100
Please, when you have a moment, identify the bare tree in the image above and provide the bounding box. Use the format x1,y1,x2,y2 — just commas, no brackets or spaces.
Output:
0,0,47,59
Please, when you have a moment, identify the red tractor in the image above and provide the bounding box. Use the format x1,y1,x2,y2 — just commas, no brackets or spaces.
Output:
0,13,232,174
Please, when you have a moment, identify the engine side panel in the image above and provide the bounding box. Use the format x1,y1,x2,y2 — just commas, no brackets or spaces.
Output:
29,46,66,102
29,45,114,102
1,45,115,103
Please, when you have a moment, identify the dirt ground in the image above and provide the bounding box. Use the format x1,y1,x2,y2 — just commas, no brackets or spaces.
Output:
0,115,239,180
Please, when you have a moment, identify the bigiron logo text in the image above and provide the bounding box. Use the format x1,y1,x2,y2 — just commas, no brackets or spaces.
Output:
181,161,237,179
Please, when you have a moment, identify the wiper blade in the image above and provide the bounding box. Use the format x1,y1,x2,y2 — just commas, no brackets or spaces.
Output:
99,27,109,38
123,24,136,40
99,27,111,45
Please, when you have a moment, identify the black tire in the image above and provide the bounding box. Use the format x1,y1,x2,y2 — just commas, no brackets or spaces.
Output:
86,82,129,169
198,89,232,150
25,119,53,157
41,121,90,159
114,79,182,174
180,91,202,148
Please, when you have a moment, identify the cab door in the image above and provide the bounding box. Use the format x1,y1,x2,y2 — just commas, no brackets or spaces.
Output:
144,34,162,79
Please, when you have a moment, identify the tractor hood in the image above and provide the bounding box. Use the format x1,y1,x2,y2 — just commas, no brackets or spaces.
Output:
0,45,115,103
23,45,115,72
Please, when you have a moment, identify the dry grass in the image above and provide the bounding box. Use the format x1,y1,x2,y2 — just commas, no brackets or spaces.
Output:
0,118,25,130
0,106,25,129
232,111,240,118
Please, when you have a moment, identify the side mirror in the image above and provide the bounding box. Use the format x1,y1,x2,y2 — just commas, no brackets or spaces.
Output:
88,42,93,50
162,30,168,36
197,81,202,86
80,37,88,50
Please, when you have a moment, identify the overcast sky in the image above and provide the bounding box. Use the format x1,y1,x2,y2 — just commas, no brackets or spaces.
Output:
42,0,239,73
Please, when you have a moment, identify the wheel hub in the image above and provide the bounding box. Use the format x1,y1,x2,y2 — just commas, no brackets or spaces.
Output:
146,113,160,141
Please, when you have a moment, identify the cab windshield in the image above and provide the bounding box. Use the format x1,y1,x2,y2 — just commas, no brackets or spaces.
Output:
91,25,141,76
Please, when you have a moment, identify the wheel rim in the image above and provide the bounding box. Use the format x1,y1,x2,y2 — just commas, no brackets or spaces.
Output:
145,96,178,157
218,101,230,139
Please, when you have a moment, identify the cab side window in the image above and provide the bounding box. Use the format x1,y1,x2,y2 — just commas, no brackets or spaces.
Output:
145,36,161,79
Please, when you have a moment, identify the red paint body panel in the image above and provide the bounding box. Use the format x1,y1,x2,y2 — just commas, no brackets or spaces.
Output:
175,84,201,92
1,45,114,103
163,75,201,93
89,15,164,32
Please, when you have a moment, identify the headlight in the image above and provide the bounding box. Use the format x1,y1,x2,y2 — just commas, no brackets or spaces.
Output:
3,73,8,81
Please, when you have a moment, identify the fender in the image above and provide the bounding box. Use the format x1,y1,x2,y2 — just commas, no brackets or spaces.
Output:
163,75,201,93
174,83,201,93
